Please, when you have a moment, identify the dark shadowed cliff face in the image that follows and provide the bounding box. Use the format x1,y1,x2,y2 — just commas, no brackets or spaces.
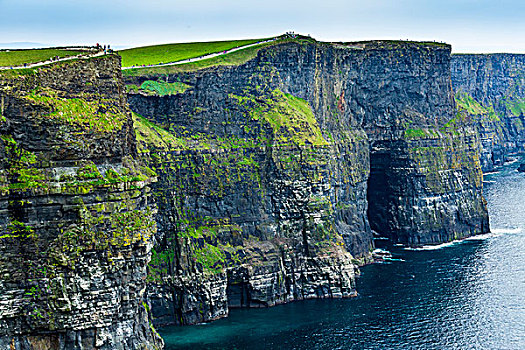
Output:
353,42,488,245
451,54,525,171
0,56,162,349
124,40,489,327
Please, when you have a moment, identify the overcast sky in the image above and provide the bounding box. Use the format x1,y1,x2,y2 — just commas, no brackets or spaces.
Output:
1,0,524,53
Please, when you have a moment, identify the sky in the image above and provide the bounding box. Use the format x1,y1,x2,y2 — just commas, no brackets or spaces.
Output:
1,0,524,53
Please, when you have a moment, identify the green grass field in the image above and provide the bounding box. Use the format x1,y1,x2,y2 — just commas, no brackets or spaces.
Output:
122,38,309,76
0,49,84,67
118,39,269,67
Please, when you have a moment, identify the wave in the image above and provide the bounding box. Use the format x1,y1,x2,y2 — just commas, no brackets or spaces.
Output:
483,171,500,176
404,241,460,251
404,232,500,251
490,227,522,234
464,233,499,240
383,258,406,262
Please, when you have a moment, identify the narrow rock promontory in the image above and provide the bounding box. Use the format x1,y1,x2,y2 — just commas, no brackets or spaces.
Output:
0,55,162,349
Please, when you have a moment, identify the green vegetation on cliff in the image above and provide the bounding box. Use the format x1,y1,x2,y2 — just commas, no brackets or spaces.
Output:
24,88,127,132
504,97,525,117
0,48,83,67
133,89,327,152
133,112,188,151
230,89,329,147
455,92,499,121
55,200,156,269
404,128,439,139
455,92,488,114
127,80,191,96
0,134,46,192
119,39,265,67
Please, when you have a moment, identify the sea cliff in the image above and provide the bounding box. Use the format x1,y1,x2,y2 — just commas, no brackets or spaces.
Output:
0,38,493,346
124,39,489,327
452,54,525,171
0,56,162,349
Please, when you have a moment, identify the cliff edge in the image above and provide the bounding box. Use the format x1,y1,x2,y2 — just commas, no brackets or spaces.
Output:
452,54,525,171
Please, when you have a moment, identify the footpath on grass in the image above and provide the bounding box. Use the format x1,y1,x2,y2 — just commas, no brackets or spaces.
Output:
121,38,279,70
0,35,289,72
0,48,107,71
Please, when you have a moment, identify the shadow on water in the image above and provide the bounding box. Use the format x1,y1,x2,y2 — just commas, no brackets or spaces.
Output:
160,159,525,350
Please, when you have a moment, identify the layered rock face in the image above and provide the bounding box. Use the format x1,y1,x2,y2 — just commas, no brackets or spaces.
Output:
124,39,489,326
0,41,491,342
452,54,525,171
355,42,489,244
127,41,367,326
0,56,162,349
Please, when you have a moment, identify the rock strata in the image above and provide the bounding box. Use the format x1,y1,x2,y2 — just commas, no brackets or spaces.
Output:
124,39,489,326
452,54,525,171
0,39,494,341
0,56,162,349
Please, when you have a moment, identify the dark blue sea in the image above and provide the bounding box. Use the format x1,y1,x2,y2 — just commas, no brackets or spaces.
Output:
159,160,525,349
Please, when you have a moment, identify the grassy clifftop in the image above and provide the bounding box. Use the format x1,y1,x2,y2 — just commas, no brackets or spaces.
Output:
118,38,268,67
121,37,314,76
0,48,84,67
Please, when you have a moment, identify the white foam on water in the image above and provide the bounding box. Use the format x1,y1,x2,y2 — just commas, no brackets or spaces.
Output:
483,171,500,176
490,227,522,235
464,233,500,240
404,240,460,251
383,258,406,262
404,230,516,251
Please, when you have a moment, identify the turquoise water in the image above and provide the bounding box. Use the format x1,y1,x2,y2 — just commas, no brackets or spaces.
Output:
160,161,525,349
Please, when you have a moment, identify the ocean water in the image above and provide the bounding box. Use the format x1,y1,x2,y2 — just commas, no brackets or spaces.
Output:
159,161,525,350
